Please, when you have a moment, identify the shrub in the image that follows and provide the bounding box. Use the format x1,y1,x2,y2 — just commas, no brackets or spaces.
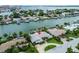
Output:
45,45,56,51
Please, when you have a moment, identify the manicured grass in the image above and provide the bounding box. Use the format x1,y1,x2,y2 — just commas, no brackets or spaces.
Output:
47,38,63,44
45,45,56,51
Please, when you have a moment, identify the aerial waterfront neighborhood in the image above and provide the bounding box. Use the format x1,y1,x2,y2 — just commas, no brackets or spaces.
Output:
1,6,79,53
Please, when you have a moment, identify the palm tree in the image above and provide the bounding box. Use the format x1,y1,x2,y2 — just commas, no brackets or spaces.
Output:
0,37,2,41
64,22,70,26
12,32,17,38
76,43,79,50
42,37,48,42
27,10,34,16
12,12,20,18
19,31,23,37
38,10,45,16
56,24,60,29
9,15,13,21
3,33,8,37
64,9,71,12
0,15,3,22
55,9,62,15
23,33,31,42
4,15,8,19
7,36,13,41
66,47,73,53
59,25,64,29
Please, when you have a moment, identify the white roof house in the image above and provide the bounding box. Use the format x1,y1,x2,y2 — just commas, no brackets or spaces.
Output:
30,32,52,43
35,32,52,38
48,28,66,36
30,34,43,43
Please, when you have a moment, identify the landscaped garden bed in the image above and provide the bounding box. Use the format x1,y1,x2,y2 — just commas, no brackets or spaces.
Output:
44,45,56,51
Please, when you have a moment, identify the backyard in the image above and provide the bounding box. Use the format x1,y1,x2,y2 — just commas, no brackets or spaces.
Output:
47,37,63,44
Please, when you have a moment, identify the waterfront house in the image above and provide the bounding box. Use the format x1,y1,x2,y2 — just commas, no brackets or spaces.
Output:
13,18,21,23
21,16,39,22
2,16,12,24
73,11,79,16
30,34,43,44
48,28,66,36
30,32,52,44
62,12,71,17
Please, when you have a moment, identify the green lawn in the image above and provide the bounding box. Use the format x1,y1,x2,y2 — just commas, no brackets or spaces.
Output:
47,38,63,44
45,45,56,51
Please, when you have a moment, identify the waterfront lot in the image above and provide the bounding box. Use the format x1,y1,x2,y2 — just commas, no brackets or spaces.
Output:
48,28,66,36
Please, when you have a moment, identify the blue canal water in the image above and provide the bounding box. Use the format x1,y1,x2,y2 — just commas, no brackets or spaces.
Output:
0,16,79,36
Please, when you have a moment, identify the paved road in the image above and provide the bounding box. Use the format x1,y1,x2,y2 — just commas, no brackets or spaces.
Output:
47,38,79,53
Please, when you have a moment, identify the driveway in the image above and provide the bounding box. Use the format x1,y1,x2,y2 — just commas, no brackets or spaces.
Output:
35,42,61,53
